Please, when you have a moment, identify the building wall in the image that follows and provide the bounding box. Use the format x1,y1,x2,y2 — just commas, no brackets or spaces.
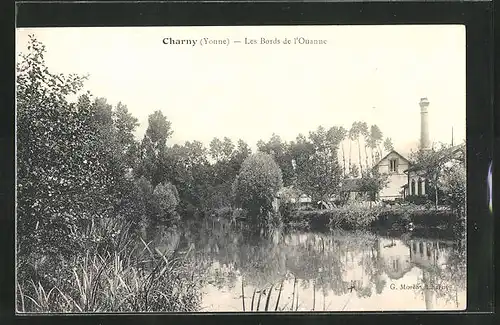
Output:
408,170,427,196
380,174,408,199
376,152,410,200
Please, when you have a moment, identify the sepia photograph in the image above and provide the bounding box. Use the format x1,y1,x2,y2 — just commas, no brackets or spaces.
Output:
15,25,466,313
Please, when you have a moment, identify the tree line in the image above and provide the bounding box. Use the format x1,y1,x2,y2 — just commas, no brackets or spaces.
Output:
17,36,396,261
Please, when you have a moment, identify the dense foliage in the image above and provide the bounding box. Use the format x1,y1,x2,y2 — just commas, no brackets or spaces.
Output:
232,153,283,226
289,205,457,231
409,143,466,209
17,37,109,260
16,36,200,312
359,170,390,204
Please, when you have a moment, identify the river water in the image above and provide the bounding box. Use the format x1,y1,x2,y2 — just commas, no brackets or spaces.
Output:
153,220,466,312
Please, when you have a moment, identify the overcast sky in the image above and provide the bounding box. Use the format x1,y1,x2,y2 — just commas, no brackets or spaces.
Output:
16,25,465,158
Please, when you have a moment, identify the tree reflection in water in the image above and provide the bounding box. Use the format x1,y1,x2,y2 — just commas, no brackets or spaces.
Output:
154,220,466,311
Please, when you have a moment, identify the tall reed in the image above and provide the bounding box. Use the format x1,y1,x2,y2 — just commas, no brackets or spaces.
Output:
290,276,297,311
17,220,203,313
241,278,245,311
274,280,283,311
264,284,274,311
242,280,286,312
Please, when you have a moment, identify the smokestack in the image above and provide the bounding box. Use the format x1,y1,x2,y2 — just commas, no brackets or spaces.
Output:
419,98,431,150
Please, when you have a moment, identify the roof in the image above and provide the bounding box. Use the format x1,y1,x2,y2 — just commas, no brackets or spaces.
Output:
373,150,410,168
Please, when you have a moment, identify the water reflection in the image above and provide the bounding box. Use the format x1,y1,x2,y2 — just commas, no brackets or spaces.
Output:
153,221,466,312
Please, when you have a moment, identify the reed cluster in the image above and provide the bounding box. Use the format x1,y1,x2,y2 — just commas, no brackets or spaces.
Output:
241,277,322,312
17,221,203,313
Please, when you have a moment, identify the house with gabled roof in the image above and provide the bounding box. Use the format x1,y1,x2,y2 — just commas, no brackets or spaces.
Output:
373,150,411,200
370,97,464,201
374,98,465,200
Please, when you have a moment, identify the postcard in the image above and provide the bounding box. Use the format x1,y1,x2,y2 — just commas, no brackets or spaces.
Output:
15,25,466,313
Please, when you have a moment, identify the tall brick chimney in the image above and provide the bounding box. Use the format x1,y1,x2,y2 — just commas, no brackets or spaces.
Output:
419,97,431,150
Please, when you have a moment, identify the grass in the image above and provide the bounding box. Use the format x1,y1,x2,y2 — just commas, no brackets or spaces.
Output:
17,220,203,313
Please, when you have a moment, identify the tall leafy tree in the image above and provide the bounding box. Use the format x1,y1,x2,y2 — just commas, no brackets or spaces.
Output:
383,137,394,154
288,127,344,203
257,134,294,187
89,98,125,193
221,137,235,161
349,122,366,175
144,110,173,154
229,139,252,179
139,110,173,186
326,126,347,155
16,36,111,260
297,151,343,203
210,137,237,180
369,125,383,165
114,102,140,170
205,137,241,211
358,122,370,170
348,126,356,175
233,139,252,164
338,127,348,176
163,141,212,214
348,123,360,175
209,137,225,162
440,162,466,216
409,143,463,208
359,170,390,207
289,134,315,187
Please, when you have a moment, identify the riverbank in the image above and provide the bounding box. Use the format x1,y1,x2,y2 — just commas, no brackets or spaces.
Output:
286,204,460,232
208,203,461,233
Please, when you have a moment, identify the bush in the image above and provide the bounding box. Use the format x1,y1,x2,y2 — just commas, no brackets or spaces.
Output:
289,206,381,231
440,163,466,215
151,182,180,225
232,152,283,227
327,205,381,229
287,204,459,231
405,195,430,205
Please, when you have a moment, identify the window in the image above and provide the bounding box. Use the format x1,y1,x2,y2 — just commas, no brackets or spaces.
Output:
392,259,400,271
389,158,398,173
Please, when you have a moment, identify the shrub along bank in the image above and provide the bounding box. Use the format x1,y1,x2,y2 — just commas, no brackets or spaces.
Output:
285,204,458,231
